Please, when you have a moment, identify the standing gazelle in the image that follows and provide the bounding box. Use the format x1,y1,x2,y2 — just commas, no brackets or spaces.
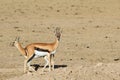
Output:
12,27,61,73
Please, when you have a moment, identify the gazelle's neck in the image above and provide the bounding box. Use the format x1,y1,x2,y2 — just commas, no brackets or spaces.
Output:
15,42,26,56
52,38,59,50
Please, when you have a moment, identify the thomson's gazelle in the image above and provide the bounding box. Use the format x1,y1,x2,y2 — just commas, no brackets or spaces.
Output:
12,27,61,73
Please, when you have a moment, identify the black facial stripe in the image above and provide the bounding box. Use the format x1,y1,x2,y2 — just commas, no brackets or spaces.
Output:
34,47,50,53
27,54,36,63
25,48,28,56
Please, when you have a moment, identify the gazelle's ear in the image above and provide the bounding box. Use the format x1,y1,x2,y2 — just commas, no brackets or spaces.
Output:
18,37,20,42
15,36,20,42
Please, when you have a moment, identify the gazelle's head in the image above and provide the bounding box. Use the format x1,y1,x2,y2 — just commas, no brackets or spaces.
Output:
10,37,20,47
54,27,62,41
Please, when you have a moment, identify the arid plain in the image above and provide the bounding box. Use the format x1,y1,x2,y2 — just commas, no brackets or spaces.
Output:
0,0,120,80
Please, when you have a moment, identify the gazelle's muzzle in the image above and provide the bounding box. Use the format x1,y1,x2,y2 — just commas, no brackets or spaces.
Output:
10,42,15,47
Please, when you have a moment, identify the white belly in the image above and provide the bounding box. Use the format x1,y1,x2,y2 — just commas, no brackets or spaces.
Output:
34,50,56,58
51,50,56,54
34,50,49,58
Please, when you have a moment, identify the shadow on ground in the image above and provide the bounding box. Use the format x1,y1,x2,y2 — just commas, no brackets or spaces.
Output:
31,64,67,71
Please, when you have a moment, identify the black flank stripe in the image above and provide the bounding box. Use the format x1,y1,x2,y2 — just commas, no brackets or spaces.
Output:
27,54,36,63
34,47,50,53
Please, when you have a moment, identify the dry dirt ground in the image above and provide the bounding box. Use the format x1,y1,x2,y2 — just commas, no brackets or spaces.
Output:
0,0,120,80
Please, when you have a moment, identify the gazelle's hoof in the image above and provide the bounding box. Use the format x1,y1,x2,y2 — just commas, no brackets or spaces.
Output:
49,69,51,72
29,67,35,72
52,68,54,71
24,70,27,74
42,69,44,72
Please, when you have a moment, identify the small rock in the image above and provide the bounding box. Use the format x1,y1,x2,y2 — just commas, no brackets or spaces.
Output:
75,44,78,47
69,71,72,74
117,27,120,29
86,46,90,48
105,36,109,38
47,27,50,29
81,58,84,60
32,30,35,32
95,25,100,28
0,35,3,37
57,10,60,12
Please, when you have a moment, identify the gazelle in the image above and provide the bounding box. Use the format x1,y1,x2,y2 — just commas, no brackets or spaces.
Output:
11,27,61,73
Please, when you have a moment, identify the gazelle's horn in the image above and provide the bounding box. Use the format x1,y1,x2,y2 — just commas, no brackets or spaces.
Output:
15,37,18,41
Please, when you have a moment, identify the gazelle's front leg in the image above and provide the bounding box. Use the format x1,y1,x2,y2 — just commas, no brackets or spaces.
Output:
42,53,51,72
27,61,35,71
42,56,49,72
24,59,27,73
48,53,51,72
26,55,35,72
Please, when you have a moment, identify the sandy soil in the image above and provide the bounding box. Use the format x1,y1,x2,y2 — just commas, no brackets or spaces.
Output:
0,0,120,80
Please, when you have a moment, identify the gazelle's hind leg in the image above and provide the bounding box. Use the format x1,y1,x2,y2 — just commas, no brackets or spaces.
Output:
51,54,55,71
